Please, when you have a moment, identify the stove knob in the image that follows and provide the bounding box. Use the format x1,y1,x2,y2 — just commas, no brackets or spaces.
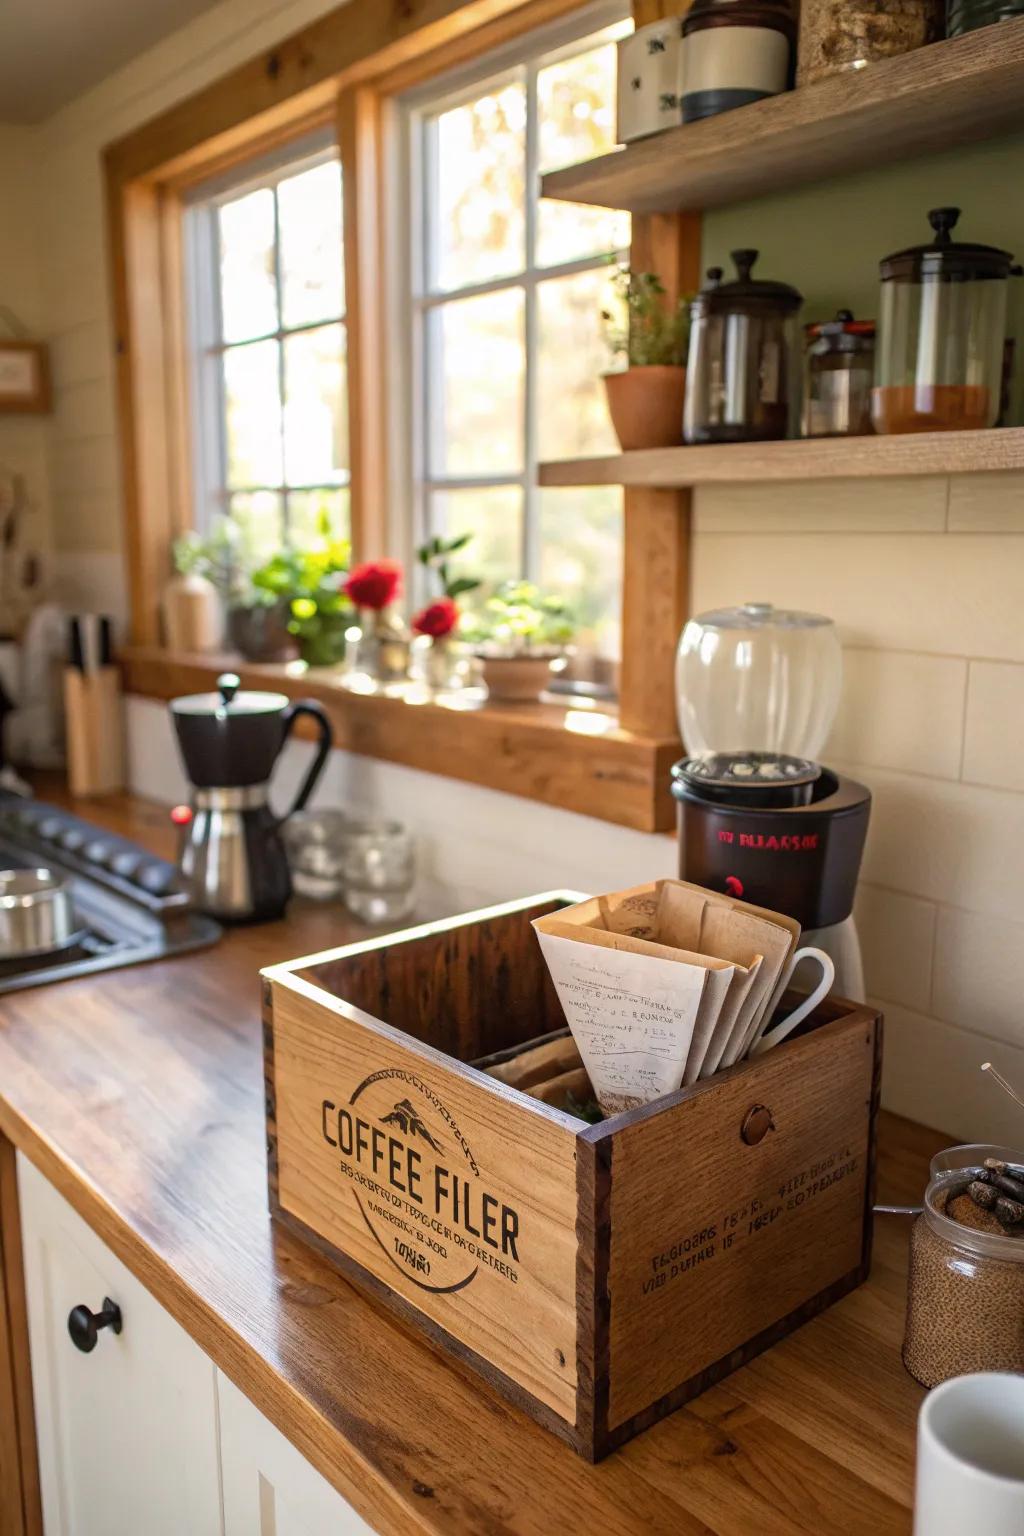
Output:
57,827,88,853
136,861,177,897
38,815,64,841
84,838,114,866
109,848,145,881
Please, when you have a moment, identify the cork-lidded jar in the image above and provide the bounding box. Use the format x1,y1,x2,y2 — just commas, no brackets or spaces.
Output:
903,1146,1024,1388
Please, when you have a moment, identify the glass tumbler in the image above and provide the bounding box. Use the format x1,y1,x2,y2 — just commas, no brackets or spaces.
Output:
282,809,348,900
341,819,416,926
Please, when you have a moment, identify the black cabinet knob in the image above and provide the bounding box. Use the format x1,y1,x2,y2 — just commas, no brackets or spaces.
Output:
67,1297,122,1353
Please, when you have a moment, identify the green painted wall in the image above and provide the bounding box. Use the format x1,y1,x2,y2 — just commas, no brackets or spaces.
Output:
702,128,1024,424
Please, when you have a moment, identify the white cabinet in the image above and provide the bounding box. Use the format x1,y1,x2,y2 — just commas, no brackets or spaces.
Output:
17,1154,222,1536
218,1372,376,1536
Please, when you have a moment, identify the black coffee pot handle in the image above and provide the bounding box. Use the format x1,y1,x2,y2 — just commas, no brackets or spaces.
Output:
278,700,333,820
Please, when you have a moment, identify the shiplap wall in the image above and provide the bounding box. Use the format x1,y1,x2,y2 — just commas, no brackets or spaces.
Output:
0,127,52,576
8,0,1024,1142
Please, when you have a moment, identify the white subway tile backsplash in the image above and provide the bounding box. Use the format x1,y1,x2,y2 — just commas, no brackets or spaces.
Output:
835,763,1024,920
828,650,966,779
948,472,1024,532
931,906,1024,1052
694,477,948,535
693,534,1024,661
855,884,936,1014
879,1001,1024,1144
963,661,1024,792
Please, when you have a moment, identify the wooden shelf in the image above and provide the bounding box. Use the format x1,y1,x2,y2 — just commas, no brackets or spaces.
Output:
120,648,681,833
539,426,1024,488
541,21,1024,215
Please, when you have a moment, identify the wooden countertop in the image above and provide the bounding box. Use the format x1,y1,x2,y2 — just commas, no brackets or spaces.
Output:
0,786,944,1536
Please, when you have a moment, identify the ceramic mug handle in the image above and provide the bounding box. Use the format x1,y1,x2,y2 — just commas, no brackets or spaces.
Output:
749,947,835,1057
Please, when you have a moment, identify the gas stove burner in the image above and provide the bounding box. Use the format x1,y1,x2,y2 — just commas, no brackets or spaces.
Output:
0,793,220,994
675,752,821,808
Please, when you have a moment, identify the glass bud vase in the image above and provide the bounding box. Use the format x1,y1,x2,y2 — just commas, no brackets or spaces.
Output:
345,607,411,696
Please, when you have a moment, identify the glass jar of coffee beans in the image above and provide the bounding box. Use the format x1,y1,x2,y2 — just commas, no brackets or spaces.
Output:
903,1146,1024,1388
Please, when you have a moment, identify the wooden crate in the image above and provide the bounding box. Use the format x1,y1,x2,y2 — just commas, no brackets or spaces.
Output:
262,893,882,1461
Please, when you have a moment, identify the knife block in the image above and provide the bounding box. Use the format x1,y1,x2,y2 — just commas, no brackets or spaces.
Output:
262,893,882,1461
63,666,125,796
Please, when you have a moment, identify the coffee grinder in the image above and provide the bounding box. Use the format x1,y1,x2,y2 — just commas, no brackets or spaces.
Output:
671,603,870,999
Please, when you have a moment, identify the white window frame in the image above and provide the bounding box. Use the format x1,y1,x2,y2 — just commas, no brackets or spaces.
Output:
387,0,630,611
183,129,346,538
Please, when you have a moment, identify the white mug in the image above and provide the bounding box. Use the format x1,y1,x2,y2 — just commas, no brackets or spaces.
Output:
914,1373,1024,1536
748,946,835,1056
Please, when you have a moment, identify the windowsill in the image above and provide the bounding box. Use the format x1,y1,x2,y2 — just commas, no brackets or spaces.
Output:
121,647,680,833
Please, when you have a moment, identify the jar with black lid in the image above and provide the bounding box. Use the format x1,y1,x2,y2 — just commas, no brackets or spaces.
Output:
681,0,794,124
802,311,876,438
683,250,803,444
873,207,1020,434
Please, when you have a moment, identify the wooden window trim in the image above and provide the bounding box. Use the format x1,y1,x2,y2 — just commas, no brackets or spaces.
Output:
106,0,692,823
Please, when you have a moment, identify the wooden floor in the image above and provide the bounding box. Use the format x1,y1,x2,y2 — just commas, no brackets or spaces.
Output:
0,785,947,1535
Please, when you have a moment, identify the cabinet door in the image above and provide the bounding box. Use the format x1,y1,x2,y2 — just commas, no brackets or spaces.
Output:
218,1372,376,1536
16,1154,221,1536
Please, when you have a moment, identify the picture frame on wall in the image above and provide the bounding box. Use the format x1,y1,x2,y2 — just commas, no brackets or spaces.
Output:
0,341,51,414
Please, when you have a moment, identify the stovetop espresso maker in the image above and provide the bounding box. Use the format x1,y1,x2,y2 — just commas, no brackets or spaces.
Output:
171,672,333,922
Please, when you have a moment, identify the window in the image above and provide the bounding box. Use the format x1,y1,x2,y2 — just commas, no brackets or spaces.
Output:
185,137,347,563
400,6,632,668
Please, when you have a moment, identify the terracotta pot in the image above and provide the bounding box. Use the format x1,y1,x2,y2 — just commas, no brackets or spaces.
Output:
603,366,687,450
480,654,555,704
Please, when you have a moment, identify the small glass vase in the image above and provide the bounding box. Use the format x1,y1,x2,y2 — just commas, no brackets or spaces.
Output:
344,607,410,695
406,635,484,707
341,818,416,926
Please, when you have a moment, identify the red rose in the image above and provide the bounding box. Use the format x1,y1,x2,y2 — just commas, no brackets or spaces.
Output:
344,560,403,611
412,598,458,639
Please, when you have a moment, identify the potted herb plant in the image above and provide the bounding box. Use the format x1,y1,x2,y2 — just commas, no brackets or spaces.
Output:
461,580,576,703
168,516,297,662
601,267,692,450
250,522,352,668
164,529,225,653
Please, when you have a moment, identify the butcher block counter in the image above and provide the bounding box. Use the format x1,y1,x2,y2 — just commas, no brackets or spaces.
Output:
0,786,944,1536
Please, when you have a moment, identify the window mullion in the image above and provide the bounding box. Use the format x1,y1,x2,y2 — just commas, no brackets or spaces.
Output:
522,59,540,586
271,182,287,538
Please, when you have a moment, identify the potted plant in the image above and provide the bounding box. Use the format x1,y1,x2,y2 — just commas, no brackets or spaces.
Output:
461,581,576,703
164,529,225,653
601,267,692,450
250,522,352,668
168,517,297,662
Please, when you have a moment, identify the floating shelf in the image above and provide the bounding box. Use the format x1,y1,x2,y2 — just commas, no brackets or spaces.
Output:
538,427,1024,488
540,21,1024,215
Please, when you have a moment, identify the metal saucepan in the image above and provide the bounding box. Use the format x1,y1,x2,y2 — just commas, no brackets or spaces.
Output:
0,869,80,958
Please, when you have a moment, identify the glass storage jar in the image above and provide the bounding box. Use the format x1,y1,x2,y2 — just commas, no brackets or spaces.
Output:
802,311,876,437
873,207,1020,434
947,0,1024,35
683,251,803,444
341,818,416,926
675,601,842,759
797,0,943,85
903,1148,1024,1387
